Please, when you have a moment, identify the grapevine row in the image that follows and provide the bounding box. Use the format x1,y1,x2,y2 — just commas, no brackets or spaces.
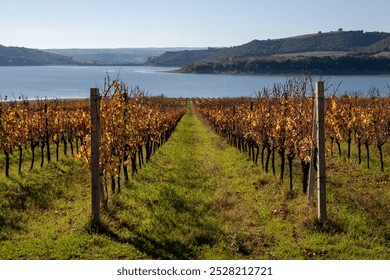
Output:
0,80,186,207
0,98,89,176
80,80,186,204
194,78,390,192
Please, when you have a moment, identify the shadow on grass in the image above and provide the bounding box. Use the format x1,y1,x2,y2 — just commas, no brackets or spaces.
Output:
84,183,225,260
0,178,55,240
86,218,197,259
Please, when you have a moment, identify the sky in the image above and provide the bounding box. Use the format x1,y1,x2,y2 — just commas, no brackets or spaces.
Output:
1,0,390,49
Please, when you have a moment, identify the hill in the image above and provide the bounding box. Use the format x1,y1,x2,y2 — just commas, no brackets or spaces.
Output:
146,30,390,72
0,45,204,66
0,45,78,66
178,55,390,75
146,48,219,67
362,36,390,53
45,47,205,65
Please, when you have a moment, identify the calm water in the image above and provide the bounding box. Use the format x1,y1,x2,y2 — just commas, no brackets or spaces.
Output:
0,66,389,99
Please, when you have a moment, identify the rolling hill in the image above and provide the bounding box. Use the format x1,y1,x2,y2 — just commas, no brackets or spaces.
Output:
45,47,204,65
147,30,390,74
0,45,78,66
0,45,204,66
2,30,390,74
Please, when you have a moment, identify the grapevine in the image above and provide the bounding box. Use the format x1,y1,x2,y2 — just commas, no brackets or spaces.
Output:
194,78,390,192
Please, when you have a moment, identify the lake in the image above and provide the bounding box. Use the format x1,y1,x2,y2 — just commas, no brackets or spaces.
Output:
0,66,389,99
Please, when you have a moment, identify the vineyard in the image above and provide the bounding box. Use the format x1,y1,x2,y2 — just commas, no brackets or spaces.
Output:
195,78,390,193
0,77,389,259
0,79,186,205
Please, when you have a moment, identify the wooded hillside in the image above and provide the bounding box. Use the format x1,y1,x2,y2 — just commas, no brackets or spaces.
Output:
147,30,390,74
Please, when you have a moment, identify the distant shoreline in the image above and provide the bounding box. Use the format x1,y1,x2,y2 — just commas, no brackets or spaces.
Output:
1,64,390,76
0,63,144,67
171,55,390,76
173,70,390,76
167,68,390,76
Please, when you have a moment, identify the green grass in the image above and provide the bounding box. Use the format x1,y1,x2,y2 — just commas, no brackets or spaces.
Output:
0,104,389,259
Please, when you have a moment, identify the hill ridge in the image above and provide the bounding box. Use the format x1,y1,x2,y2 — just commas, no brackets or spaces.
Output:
0,45,78,66
146,30,390,67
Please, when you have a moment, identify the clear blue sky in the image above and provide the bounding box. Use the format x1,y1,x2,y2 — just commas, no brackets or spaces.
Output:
1,0,389,49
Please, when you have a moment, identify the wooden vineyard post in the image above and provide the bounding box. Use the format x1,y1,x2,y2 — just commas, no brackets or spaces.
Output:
316,81,327,222
308,81,327,222
90,88,101,224
307,105,317,202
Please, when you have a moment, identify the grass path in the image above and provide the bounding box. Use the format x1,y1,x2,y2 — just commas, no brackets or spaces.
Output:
109,105,279,259
0,104,389,259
